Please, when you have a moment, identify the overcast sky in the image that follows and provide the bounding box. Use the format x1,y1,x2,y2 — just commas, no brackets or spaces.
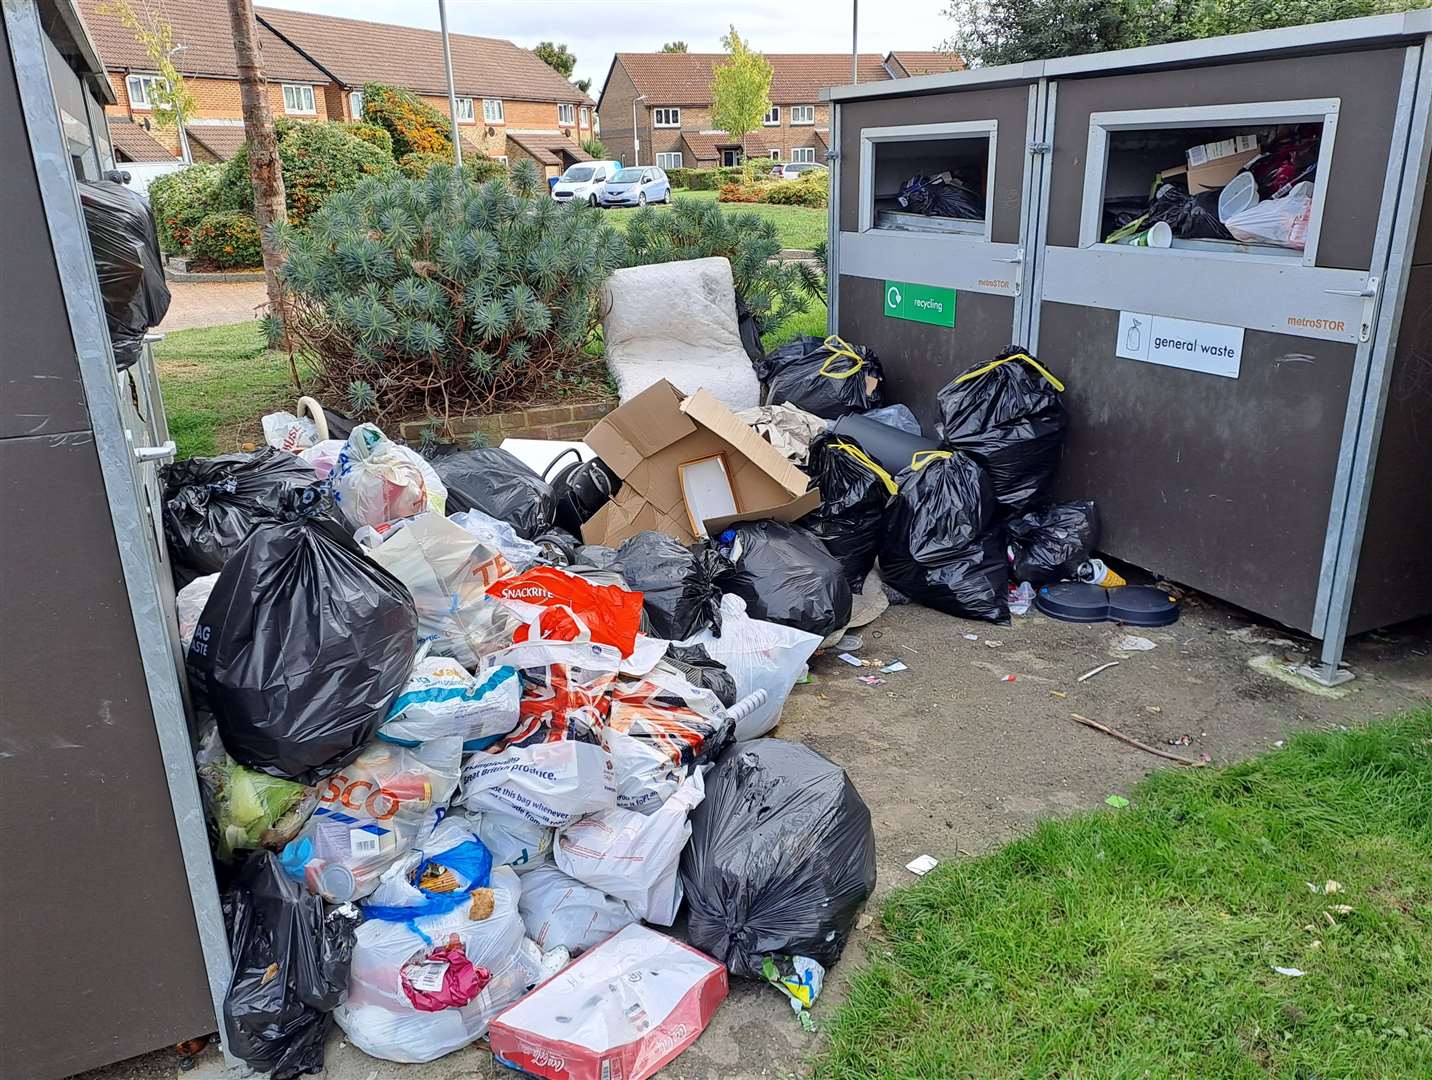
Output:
257,0,956,94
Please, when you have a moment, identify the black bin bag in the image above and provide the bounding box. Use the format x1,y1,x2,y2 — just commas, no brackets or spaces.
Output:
935,348,1068,516
720,520,852,638
799,434,897,592
758,335,884,420
547,452,622,535
615,531,729,639
425,446,555,539
162,447,318,588
879,450,1010,622
188,487,419,783
681,739,876,978
224,851,359,1078
78,180,170,370
1008,500,1099,584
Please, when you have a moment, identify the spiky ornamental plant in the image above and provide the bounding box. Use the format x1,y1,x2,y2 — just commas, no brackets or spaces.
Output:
274,158,623,423
619,198,808,336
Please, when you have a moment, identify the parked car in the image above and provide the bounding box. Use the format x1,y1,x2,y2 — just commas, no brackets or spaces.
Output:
768,162,827,181
599,166,671,208
551,160,622,205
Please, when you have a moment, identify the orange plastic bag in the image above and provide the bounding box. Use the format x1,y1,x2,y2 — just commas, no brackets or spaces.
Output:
487,567,644,656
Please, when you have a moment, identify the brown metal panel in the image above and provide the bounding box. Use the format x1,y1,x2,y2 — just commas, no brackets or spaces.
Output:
1045,47,1411,270
0,29,89,439
1042,301,1356,634
838,84,1032,243
836,274,1018,434
1348,264,1432,634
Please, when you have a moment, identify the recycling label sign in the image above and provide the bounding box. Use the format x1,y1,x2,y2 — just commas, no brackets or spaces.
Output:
883,280,956,327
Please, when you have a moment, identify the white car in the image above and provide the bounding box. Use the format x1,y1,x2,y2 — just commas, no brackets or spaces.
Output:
768,162,827,181
551,160,623,205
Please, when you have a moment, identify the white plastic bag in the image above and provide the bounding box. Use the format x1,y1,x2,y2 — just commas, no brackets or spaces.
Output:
677,594,821,739
554,770,704,925
517,863,636,953
457,809,553,874
298,438,344,479
1225,181,1314,250
332,423,448,528
449,508,542,572
364,816,490,912
262,411,319,452
280,736,462,902
334,865,538,1063
607,663,731,813
176,572,219,650
381,652,521,751
364,512,517,667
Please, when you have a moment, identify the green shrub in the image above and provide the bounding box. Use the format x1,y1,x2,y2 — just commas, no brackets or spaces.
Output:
148,163,221,253
361,82,452,158
397,152,507,183
275,158,623,422
764,171,829,207
215,121,394,225
581,136,607,158
339,120,394,157
190,211,263,269
666,167,710,190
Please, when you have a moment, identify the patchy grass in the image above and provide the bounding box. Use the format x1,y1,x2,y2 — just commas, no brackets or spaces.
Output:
763,298,827,352
818,712,1432,1080
603,189,827,251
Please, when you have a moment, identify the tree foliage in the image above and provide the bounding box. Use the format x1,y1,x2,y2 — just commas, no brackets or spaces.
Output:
534,40,577,77
710,26,774,159
216,121,394,225
148,163,221,253
661,40,690,52
190,210,263,269
361,82,452,158
101,1,196,140
274,159,625,422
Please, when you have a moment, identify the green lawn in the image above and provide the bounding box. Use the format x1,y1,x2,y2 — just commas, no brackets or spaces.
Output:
818,712,1432,1079
603,189,828,251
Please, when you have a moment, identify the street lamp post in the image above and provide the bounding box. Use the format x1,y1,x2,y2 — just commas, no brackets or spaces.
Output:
438,0,462,165
632,93,645,167
851,0,859,85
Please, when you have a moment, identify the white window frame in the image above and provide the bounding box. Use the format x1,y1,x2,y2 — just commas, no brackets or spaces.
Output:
790,105,815,125
453,97,475,123
768,149,782,161
652,107,681,128
857,120,996,239
496,155,509,165
281,83,316,115
348,90,364,119
482,98,504,124
558,103,575,125
655,152,682,169
580,106,590,126
763,105,780,126
125,72,161,110
791,146,818,164
1080,98,1340,268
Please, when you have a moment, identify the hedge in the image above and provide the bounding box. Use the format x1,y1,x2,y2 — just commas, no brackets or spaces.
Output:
148,163,221,254
214,121,394,225
190,211,262,269
339,120,394,158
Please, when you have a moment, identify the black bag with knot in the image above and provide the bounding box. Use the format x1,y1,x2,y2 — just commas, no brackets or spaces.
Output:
935,348,1068,516
719,520,852,638
879,450,1009,622
162,447,318,588
614,531,729,639
759,335,884,420
1008,500,1100,584
425,446,555,539
799,433,897,592
680,738,876,978
187,486,418,783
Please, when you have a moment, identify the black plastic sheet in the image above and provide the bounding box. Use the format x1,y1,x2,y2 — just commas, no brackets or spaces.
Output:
78,180,170,370
188,487,418,783
162,448,318,588
223,852,359,1078
1008,501,1100,584
426,446,555,539
664,643,738,708
758,336,884,420
720,520,852,638
681,739,876,978
1147,184,1234,241
799,434,895,591
615,531,729,639
935,348,1067,516
895,173,983,219
879,450,1009,622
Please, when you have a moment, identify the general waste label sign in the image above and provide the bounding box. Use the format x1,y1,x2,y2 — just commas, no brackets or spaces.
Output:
1115,311,1244,379
884,281,956,327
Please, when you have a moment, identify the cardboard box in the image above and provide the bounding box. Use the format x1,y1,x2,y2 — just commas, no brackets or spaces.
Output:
1156,148,1261,194
581,380,821,547
1186,133,1258,168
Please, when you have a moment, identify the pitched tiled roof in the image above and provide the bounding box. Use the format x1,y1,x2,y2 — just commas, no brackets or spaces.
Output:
185,122,246,161
679,128,825,160
76,0,328,82
108,119,176,162
885,51,966,77
610,53,892,108
506,131,591,167
256,7,594,105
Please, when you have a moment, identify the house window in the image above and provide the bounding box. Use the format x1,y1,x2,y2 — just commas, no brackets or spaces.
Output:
652,107,681,128
126,73,161,110
483,98,504,124
791,105,815,125
763,105,780,126
656,152,682,169
282,84,316,115
496,155,509,165
558,103,575,125
348,90,364,119
580,106,590,127
454,97,475,123
791,146,817,163
769,149,781,160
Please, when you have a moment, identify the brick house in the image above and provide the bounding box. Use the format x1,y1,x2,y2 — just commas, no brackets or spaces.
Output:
597,51,957,171
78,0,596,176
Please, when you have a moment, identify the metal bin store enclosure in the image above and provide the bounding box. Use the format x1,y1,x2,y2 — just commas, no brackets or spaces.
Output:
826,13,1432,681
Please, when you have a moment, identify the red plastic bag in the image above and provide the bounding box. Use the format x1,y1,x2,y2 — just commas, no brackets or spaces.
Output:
400,941,491,1012
488,567,644,656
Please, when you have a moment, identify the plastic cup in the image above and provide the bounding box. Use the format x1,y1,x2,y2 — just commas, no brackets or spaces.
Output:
1218,171,1259,222
1128,221,1172,248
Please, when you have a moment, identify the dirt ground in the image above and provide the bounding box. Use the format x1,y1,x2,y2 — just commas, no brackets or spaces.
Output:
81,587,1432,1080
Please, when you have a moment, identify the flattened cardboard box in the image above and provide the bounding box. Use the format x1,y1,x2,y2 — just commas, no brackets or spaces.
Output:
582,380,821,546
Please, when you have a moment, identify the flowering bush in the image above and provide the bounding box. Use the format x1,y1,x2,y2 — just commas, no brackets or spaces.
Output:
190,211,263,269
361,83,452,158
148,163,221,253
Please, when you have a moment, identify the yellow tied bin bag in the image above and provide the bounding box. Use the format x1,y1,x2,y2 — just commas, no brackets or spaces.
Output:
761,335,884,420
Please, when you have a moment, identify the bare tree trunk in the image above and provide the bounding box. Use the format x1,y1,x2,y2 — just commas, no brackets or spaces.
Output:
226,0,286,316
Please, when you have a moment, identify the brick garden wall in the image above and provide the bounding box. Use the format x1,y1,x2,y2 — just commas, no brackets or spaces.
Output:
398,402,614,445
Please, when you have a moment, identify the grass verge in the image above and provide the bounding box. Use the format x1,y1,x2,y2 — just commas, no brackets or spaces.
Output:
603,189,827,251
818,712,1432,1080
